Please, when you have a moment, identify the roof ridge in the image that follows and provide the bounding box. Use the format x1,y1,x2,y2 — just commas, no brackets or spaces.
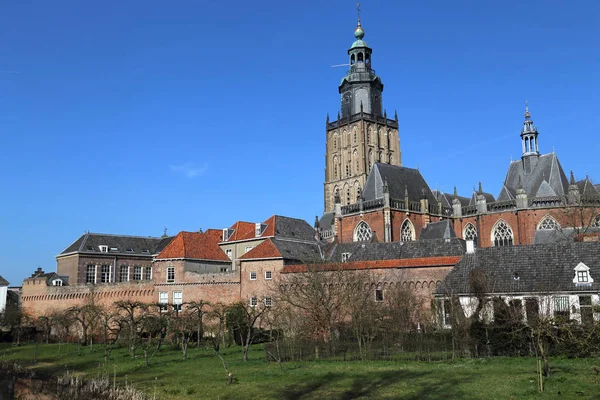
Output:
86,232,165,239
78,232,89,252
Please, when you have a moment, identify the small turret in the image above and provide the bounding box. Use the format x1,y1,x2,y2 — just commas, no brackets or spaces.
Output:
452,186,462,217
476,183,487,214
521,101,540,157
568,170,581,204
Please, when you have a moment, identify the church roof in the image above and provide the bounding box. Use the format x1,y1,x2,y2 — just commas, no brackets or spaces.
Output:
576,178,600,196
436,242,600,295
499,153,569,201
420,220,456,240
432,190,470,208
59,232,173,257
363,163,437,205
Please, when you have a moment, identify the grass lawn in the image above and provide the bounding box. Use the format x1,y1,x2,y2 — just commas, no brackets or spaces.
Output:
1,342,599,399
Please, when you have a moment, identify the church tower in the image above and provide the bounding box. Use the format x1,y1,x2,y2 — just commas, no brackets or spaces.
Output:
323,10,402,212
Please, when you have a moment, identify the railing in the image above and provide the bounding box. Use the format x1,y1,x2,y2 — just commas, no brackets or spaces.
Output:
341,203,361,214
409,201,421,212
363,198,384,211
390,198,406,210
528,196,564,208
487,199,517,213
320,229,335,239
462,205,478,216
327,111,398,130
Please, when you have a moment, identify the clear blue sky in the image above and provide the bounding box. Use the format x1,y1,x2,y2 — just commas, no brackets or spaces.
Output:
1,1,598,285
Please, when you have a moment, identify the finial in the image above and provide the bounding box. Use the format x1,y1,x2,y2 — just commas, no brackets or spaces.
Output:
453,186,458,197
524,100,531,119
162,227,168,238
326,113,329,123
360,101,363,112
337,111,340,120
404,185,409,198
314,216,320,229
384,109,387,119
570,170,575,185
394,110,398,121
478,182,483,194
354,2,365,39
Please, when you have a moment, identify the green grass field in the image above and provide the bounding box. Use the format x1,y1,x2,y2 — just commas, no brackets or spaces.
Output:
1,342,599,399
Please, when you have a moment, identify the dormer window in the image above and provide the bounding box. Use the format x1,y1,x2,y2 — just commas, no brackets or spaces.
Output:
109,247,118,252
52,279,63,287
142,249,150,254
99,245,108,253
341,252,352,262
255,223,262,237
573,262,594,286
126,248,134,253
222,228,229,241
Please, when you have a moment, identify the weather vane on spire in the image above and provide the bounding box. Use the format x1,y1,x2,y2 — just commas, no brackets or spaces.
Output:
357,2,361,24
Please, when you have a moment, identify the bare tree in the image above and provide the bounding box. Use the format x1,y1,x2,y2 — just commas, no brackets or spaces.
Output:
187,300,208,346
226,301,270,362
114,300,149,359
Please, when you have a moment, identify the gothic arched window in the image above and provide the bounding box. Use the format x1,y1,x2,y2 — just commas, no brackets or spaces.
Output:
592,215,600,228
353,150,359,172
538,215,560,230
333,133,338,150
368,149,373,172
463,223,477,245
353,127,357,144
367,127,371,143
333,156,338,179
354,221,372,242
400,219,415,242
492,220,514,247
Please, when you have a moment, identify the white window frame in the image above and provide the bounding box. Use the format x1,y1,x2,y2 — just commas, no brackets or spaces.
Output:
86,265,97,284
250,296,258,307
173,291,183,312
100,264,111,283
133,265,142,281
52,279,63,287
144,266,152,280
245,246,253,253
250,271,257,281
265,270,272,280
158,291,168,312
99,245,108,253
119,265,129,282
167,266,175,283
341,252,352,262
264,297,272,307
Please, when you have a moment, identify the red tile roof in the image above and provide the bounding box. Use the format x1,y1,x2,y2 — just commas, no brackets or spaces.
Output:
261,215,276,237
281,256,462,273
226,221,256,241
205,229,223,244
157,231,230,261
239,239,282,260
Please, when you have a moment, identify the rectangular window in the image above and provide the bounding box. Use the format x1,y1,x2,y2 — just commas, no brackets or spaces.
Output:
579,296,594,325
119,265,129,282
144,267,152,280
173,291,183,312
250,271,257,280
375,288,384,302
86,265,96,284
525,297,539,324
158,292,168,312
265,271,272,280
226,249,232,260
554,296,570,320
220,267,228,272
100,265,111,283
99,245,108,253
167,267,175,283
250,296,258,307
133,266,142,280
264,297,272,307
577,271,589,282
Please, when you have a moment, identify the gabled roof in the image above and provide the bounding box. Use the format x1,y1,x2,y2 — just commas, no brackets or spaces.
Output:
241,238,324,264
469,190,496,206
363,163,437,205
501,153,569,200
436,242,600,295
205,229,223,244
328,238,466,263
59,232,173,257
318,212,335,231
497,185,516,201
431,190,469,208
222,215,315,242
420,220,456,240
576,178,600,196
156,231,229,261
0,275,8,286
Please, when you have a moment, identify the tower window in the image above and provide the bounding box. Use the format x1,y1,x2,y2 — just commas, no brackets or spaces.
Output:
357,52,363,63
350,54,355,65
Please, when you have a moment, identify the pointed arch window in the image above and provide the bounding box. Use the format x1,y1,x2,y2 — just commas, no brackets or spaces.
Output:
592,215,600,228
354,221,372,242
538,216,560,230
492,220,514,247
400,219,415,242
353,127,357,144
333,133,338,150
333,157,338,179
463,223,478,245
367,127,371,144
353,150,359,173
368,149,373,172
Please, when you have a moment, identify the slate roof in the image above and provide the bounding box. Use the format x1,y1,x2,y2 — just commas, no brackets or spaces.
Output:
432,190,469,208
156,231,230,261
498,153,569,201
327,238,466,263
576,178,600,196
222,215,315,242
420,220,456,240
469,190,496,206
59,233,173,257
240,238,324,264
436,242,600,295
0,275,8,286
318,212,335,231
363,163,438,205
